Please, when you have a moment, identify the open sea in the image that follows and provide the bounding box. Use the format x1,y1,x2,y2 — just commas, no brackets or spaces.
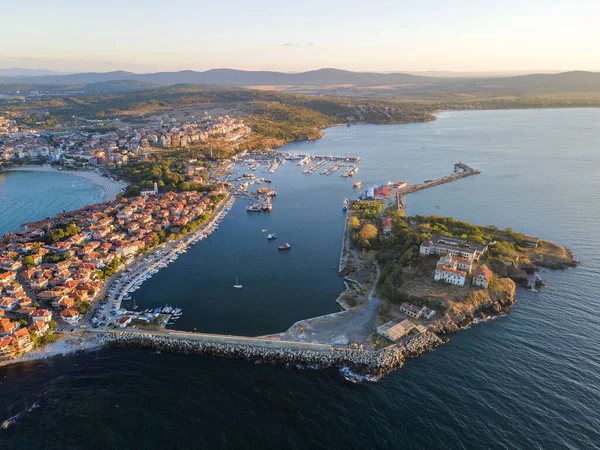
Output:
1,109,599,449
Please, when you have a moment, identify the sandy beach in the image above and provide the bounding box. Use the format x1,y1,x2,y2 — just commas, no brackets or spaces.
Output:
5,165,127,202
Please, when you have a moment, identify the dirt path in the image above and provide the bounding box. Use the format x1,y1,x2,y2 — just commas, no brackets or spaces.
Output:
277,260,381,346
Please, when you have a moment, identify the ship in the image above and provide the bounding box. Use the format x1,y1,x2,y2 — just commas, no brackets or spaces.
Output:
278,243,292,251
267,233,277,240
343,199,348,211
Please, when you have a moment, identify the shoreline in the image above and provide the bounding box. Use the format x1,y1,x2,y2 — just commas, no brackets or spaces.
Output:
0,332,106,368
1,195,236,370
4,165,127,202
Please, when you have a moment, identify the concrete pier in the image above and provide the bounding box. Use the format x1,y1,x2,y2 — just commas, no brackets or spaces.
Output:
396,162,480,205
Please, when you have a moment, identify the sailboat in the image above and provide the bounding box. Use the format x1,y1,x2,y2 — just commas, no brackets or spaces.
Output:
233,277,243,289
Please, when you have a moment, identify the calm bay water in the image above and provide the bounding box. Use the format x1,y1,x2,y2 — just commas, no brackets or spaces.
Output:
0,170,102,236
1,109,600,449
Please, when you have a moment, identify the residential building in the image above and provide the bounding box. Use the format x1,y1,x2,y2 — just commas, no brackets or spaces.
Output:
60,308,81,324
472,266,493,288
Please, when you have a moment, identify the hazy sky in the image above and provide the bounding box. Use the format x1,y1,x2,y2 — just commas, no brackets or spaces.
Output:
1,0,599,73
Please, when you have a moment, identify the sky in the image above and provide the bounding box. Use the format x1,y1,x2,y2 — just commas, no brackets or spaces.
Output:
1,0,599,74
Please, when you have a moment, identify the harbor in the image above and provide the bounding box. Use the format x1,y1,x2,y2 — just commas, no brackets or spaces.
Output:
92,195,236,331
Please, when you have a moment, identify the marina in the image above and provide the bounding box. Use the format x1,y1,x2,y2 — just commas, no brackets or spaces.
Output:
93,195,236,330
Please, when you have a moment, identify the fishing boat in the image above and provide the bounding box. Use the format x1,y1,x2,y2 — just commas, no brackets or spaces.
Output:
233,277,243,289
267,233,277,240
278,243,292,251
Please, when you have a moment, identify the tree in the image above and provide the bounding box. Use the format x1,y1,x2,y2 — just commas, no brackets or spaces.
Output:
22,255,35,266
79,301,91,315
360,224,378,241
350,216,360,230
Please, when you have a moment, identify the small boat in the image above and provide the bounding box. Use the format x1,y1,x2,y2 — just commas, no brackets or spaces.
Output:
278,243,292,251
343,198,348,211
234,277,243,289
353,181,362,188
262,229,268,232
267,233,277,240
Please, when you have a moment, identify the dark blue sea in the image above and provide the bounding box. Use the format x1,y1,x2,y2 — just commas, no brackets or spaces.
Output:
1,109,599,449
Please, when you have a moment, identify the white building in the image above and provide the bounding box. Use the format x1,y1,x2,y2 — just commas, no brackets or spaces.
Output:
472,266,493,288
434,265,467,286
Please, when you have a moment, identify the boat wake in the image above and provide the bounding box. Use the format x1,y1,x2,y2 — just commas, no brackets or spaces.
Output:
1,403,39,430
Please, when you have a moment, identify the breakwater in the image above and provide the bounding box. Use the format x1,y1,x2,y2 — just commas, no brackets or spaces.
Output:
100,330,443,375
397,162,480,196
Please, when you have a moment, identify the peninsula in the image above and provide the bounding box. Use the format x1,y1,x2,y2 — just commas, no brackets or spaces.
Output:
0,153,578,380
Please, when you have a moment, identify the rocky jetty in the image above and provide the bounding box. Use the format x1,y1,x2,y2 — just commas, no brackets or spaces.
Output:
100,331,442,375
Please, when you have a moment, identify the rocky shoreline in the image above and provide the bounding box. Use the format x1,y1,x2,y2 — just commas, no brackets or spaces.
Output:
100,331,443,376
428,278,517,334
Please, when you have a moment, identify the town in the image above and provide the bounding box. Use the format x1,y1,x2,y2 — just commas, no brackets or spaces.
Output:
0,186,226,360
0,114,251,168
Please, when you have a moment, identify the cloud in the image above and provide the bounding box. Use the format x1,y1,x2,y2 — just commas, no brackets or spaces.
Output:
282,42,315,48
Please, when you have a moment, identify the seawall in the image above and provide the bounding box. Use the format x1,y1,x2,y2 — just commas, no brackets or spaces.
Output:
100,330,443,374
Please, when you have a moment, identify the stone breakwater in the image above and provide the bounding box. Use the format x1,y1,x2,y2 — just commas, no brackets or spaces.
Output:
100,331,442,375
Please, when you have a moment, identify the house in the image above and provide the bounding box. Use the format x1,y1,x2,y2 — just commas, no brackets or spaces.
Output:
55,296,76,309
116,316,132,328
29,321,49,337
377,318,416,341
0,296,19,311
4,283,23,295
382,218,393,236
32,309,53,323
60,308,81,324
0,336,15,360
472,266,493,289
434,264,467,286
420,235,487,262
0,271,17,284
0,318,18,336
14,327,33,352
399,302,422,319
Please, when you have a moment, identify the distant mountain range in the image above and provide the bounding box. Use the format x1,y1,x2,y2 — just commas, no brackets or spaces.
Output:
0,68,434,86
0,68,599,97
0,68,67,77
